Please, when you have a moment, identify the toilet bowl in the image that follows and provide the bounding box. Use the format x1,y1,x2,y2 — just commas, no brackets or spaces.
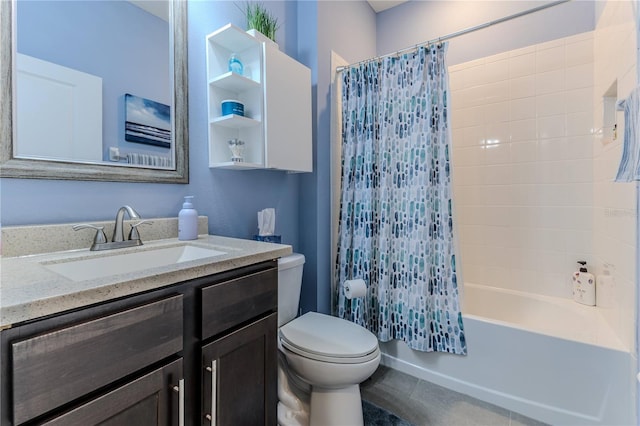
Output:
277,254,380,426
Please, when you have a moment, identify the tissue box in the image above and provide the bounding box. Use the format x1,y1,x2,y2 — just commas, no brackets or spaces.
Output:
253,235,281,243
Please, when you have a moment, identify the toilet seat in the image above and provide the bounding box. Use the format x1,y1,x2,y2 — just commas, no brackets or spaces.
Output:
279,312,379,364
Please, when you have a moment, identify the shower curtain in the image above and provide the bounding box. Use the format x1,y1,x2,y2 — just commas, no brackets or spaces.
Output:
336,43,466,355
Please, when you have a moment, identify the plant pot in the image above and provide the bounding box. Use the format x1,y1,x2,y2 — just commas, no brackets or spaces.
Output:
246,29,279,50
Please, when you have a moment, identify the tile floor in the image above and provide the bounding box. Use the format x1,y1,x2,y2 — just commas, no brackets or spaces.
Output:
361,366,548,426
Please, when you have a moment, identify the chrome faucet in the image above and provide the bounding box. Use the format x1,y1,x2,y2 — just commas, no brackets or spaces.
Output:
112,205,141,242
74,205,152,251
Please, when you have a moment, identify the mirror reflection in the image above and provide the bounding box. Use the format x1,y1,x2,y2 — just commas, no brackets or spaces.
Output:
14,0,177,171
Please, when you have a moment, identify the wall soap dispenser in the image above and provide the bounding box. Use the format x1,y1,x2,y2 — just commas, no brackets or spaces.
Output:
178,196,198,241
572,261,595,306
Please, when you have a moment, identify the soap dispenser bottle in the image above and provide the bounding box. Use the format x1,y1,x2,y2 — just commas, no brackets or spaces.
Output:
178,196,198,241
572,261,595,306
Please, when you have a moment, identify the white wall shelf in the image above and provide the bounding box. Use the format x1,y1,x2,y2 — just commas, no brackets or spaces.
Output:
209,72,260,92
211,114,261,129
209,161,264,170
205,24,312,172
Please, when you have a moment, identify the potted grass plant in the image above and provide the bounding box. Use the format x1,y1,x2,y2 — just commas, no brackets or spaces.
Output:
239,2,280,45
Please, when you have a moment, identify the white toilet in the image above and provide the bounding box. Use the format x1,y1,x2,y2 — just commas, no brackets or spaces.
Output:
277,253,380,426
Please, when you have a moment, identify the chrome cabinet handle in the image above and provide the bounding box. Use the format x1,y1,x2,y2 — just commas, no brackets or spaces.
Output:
205,360,218,424
172,378,185,426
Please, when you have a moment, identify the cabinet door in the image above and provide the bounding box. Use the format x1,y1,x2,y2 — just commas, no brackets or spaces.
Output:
263,45,312,172
41,358,183,426
202,313,277,426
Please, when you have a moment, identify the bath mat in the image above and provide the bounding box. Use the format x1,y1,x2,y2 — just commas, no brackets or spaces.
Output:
363,399,414,426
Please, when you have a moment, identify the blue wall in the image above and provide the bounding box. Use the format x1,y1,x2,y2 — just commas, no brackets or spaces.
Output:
297,0,377,314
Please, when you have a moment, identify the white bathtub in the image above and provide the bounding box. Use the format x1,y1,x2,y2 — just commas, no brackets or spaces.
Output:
380,283,635,425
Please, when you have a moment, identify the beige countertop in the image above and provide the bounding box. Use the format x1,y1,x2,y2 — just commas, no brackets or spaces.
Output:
1,234,291,328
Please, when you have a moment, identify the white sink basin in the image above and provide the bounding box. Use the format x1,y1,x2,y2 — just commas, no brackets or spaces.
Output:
43,244,226,281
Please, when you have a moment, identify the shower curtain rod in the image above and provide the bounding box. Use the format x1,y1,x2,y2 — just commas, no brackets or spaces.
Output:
336,0,571,72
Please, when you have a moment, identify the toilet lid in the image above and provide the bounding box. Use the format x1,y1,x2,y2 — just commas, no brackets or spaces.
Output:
279,312,379,362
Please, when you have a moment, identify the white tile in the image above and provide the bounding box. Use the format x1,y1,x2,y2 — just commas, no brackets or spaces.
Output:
448,70,464,91
509,52,536,78
618,66,638,99
461,106,485,127
484,81,510,104
565,39,593,67
565,63,593,90
566,111,594,137
450,111,464,130
453,166,480,187
510,75,536,99
538,137,568,161
483,143,511,165
533,227,566,251
510,119,537,142
483,102,509,124
455,185,485,206
567,135,594,159
566,88,593,113
455,86,485,108
453,147,472,167
565,159,594,183
536,46,565,73
510,97,536,121
462,125,485,147
451,128,464,147
510,140,538,163
538,183,579,207
483,164,512,185
562,206,593,230
453,146,484,167
484,123,509,145
511,162,539,184
564,230,593,253
484,186,513,206
565,183,593,206
538,161,569,184
484,59,509,84
536,69,565,95
461,64,486,89
538,115,566,139
538,249,569,274
536,92,566,117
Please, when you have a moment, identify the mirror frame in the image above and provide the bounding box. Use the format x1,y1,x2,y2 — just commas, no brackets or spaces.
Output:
0,0,189,183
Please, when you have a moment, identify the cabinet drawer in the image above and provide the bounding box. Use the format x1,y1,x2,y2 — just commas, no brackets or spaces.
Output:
11,294,183,425
201,267,277,340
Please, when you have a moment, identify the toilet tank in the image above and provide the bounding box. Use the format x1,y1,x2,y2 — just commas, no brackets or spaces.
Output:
277,253,305,327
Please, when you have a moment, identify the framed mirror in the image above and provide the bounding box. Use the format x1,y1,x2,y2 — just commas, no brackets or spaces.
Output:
0,0,188,183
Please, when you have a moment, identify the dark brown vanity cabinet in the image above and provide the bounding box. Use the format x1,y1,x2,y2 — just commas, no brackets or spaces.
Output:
200,267,278,426
0,260,278,426
2,294,184,426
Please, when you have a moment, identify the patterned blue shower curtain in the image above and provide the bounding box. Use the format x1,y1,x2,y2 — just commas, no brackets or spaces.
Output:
336,43,466,355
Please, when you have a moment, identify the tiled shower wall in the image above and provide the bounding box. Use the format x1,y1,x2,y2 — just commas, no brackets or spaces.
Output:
450,32,596,300
450,7,637,351
592,0,636,350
